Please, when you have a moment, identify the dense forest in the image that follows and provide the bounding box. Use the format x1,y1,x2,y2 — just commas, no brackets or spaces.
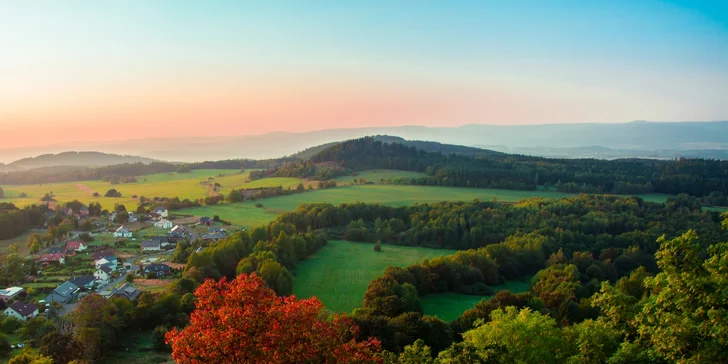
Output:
255,137,728,198
174,194,728,362
0,203,50,240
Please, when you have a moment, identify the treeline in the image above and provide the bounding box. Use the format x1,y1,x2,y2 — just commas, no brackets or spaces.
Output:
0,203,50,240
263,136,728,198
378,228,728,363
0,158,291,185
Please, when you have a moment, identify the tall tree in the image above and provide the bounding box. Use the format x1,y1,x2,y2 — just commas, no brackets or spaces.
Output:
165,274,381,363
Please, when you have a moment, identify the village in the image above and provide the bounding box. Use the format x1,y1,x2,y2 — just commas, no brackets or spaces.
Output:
0,202,232,350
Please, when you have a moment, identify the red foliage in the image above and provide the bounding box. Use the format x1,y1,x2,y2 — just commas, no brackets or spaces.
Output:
165,273,382,363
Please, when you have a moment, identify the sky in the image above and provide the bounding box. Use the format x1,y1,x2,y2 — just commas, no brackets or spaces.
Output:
1,0,727,149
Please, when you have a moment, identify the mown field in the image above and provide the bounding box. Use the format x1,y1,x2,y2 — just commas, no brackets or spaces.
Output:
293,240,456,314
183,182,671,228
419,278,533,321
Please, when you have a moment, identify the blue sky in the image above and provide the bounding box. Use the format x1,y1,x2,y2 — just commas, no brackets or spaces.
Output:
0,0,726,147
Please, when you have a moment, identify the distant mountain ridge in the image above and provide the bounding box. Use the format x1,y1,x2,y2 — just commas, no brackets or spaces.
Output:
1,121,728,162
0,151,160,172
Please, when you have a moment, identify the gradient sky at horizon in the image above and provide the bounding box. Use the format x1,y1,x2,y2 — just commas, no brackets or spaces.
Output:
1,0,727,149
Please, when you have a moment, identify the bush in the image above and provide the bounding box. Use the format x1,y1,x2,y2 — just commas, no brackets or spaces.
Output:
0,333,10,357
255,203,263,208
78,233,93,242
152,326,170,351
374,241,382,252
92,192,100,197
126,273,134,283
104,189,122,198
0,317,22,334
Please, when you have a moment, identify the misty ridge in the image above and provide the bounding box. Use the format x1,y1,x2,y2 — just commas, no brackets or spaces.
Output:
2,120,728,165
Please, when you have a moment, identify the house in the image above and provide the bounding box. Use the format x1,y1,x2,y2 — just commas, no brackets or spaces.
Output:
198,216,212,226
202,232,226,242
65,241,88,253
110,283,142,301
0,287,25,303
92,250,114,261
208,227,227,235
4,301,39,321
46,281,80,303
149,236,170,248
109,212,117,222
94,266,113,284
154,219,173,229
95,257,117,270
142,263,173,277
113,225,132,238
141,240,162,252
154,207,168,218
47,247,64,254
127,212,139,223
79,206,90,217
169,225,189,237
38,253,65,265
68,275,95,290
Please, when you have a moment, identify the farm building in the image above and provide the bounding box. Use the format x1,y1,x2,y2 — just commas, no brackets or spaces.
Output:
154,219,173,229
4,301,39,321
113,225,132,238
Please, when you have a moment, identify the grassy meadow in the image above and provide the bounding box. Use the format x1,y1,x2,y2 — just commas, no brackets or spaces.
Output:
293,240,456,314
419,278,533,321
333,169,428,185
182,182,671,227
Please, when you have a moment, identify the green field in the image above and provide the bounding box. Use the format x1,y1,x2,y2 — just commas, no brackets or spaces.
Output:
419,278,533,321
1,169,249,210
182,183,670,228
334,169,428,185
293,240,456,314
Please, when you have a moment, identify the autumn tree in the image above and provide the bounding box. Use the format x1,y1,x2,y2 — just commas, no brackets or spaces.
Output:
39,332,84,364
165,273,381,363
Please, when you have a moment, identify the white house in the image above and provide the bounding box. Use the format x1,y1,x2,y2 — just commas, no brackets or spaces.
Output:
4,301,39,321
95,257,118,271
0,287,24,303
113,225,132,238
94,266,113,284
154,219,173,229
154,207,169,218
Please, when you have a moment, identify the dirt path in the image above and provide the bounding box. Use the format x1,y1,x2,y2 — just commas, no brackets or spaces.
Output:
75,183,96,195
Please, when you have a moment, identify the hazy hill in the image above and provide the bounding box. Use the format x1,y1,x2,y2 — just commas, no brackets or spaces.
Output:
0,151,160,172
291,135,501,159
2,121,728,163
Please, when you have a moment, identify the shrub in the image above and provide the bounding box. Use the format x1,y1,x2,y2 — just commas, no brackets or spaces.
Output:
0,333,10,357
374,241,382,252
104,189,122,198
78,233,93,242
255,203,263,208
0,317,22,334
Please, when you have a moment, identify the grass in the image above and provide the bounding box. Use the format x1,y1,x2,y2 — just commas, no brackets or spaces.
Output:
0,230,38,254
293,240,456,314
1,169,248,211
183,184,671,228
419,278,533,321
101,331,173,364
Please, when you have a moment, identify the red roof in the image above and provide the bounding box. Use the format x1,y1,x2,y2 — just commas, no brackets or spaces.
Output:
66,241,86,250
38,253,64,262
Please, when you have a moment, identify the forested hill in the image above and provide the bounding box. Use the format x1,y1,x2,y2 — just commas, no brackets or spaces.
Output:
256,136,728,199
290,135,501,160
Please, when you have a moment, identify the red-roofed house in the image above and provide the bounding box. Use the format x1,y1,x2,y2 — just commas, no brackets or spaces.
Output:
66,241,88,253
38,253,65,265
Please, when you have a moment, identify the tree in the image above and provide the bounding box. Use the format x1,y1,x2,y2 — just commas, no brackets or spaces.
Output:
39,332,84,364
125,273,134,283
165,273,381,363
0,187,4,199
374,241,382,252
104,189,120,197
460,307,572,363
71,294,122,359
7,352,53,364
152,326,170,351
0,333,10,357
